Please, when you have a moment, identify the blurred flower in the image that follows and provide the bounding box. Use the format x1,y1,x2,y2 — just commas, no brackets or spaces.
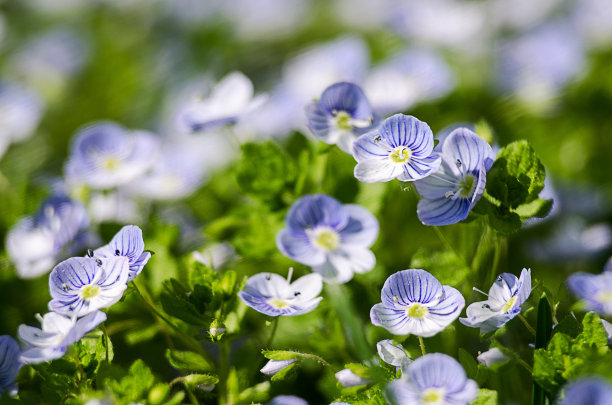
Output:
260,359,296,377
192,242,236,270
477,347,509,368
65,121,159,190
19,311,106,364
0,335,21,395
335,368,371,388
364,48,455,115
305,82,378,153
93,225,150,282
572,0,612,50
238,271,323,316
267,396,308,405
414,128,494,226
460,269,531,334
88,191,143,224
6,195,89,279
178,71,267,132
352,114,441,184
385,353,478,405
377,339,409,367
48,256,129,317
0,81,43,158
567,267,612,316
557,377,612,405
277,194,379,284
370,269,464,337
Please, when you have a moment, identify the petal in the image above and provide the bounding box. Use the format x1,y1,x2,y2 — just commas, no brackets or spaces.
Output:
305,102,332,141
285,194,349,231
242,273,290,299
488,272,519,304
63,311,107,347
289,273,323,301
289,297,323,316
406,353,470,394
417,196,472,226
319,82,374,121
516,268,532,307
49,257,97,297
352,131,392,162
311,254,354,284
370,303,410,335
276,229,326,266
380,269,443,308
385,379,421,405
339,204,379,247
396,153,441,182
413,166,460,199
337,246,376,274
427,285,465,325
108,225,145,262
98,256,129,288
441,128,494,174
354,159,400,183
379,114,434,154
260,359,296,376
377,340,408,367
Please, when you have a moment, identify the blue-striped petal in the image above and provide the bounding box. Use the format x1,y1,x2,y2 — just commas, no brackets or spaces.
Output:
285,194,349,231
354,159,400,183
380,269,443,308
442,128,494,175
417,195,472,226
276,229,326,266
339,204,379,247
0,336,21,392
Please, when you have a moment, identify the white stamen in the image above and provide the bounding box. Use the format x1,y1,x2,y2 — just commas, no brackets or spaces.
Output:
473,287,490,297
287,267,294,284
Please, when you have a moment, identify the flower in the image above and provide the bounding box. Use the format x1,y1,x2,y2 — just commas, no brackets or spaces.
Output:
6,195,89,279
48,256,129,317
19,311,106,364
557,377,612,405
370,269,464,337
0,81,43,159
567,269,612,316
93,225,150,282
267,396,308,405
65,121,159,189
0,335,21,394
352,114,441,184
335,368,371,388
276,194,379,283
414,127,494,226
385,353,478,405
377,339,409,367
178,71,267,132
238,271,323,317
260,359,296,376
460,269,531,334
305,82,378,153
477,347,509,368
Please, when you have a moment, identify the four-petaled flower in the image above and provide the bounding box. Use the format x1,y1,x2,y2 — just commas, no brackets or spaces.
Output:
94,225,151,282
385,353,478,405
48,256,129,317
18,311,107,364
352,114,441,184
0,335,21,394
567,268,612,316
460,269,531,334
414,127,494,226
305,82,379,153
370,269,464,337
277,194,379,284
238,272,323,317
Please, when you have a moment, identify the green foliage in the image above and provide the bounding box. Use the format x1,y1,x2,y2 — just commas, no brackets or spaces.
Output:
473,389,498,405
165,349,214,372
106,360,155,404
160,279,207,326
533,312,609,397
74,330,114,377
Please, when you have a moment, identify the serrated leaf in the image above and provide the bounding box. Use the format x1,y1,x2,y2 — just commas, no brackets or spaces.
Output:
165,349,214,372
495,140,546,204
472,388,498,405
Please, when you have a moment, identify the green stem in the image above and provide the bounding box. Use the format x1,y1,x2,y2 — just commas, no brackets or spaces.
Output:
100,324,110,362
218,341,231,405
518,314,537,337
266,317,280,348
301,353,334,370
433,227,461,260
517,358,533,374
418,336,426,356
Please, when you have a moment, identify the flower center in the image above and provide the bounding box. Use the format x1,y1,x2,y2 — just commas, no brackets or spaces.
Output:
310,227,340,251
80,284,100,299
334,111,353,131
102,157,119,170
502,296,518,313
458,174,477,198
389,146,411,164
406,302,428,319
268,298,290,309
421,387,445,405
595,291,612,304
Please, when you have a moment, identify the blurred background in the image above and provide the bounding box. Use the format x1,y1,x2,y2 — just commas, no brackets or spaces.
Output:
1,0,612,403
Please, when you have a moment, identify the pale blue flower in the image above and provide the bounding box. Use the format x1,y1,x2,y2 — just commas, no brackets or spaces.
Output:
6,195,89,279
335,368,371,388
277,194,379,283
305,82,378,153
477,348,509,368
557,377,612,405
0,336,21,394
260,359,296,376
238,272,323,317
385,353,478,405
93,225,150,282
370,269,464,337
352,114,441,184
65,121,159,189
567,268,612,316
377,339,409,367
48,256,129,317
19,311,106,364
460,269,531,334
0,81,43,159
267,396,308,405
414,128,494,226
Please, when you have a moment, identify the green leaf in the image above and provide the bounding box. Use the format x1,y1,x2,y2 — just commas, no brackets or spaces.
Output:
160,279,206,325
107,359,155,403
237,381,271,403
514,198,553,219
577,312,608,351
181,374,219,390
270,362,298,382
472,388,498,405
495,140,546,204
261,350,303,361
148,383,170,405
533,294,554,405
74,329,114,377
165,349,214,372
458,348,478,380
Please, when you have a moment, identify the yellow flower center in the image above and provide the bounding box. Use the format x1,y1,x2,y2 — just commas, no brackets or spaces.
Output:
502,296,518,313
268,298,290,309
80,284,100,299
334,111,353,131
421,387,445,405
389,146,411,163
595,291,612,304
459,174,476,198
406,302,428,319
102,157,119,170
310,228,340,251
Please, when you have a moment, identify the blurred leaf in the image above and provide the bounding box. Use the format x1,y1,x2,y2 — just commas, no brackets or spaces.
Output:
473,389,498,405
107,359,155,404
181,373,219,390
165,349,214,372
514,198,553,219
160,279,206,325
